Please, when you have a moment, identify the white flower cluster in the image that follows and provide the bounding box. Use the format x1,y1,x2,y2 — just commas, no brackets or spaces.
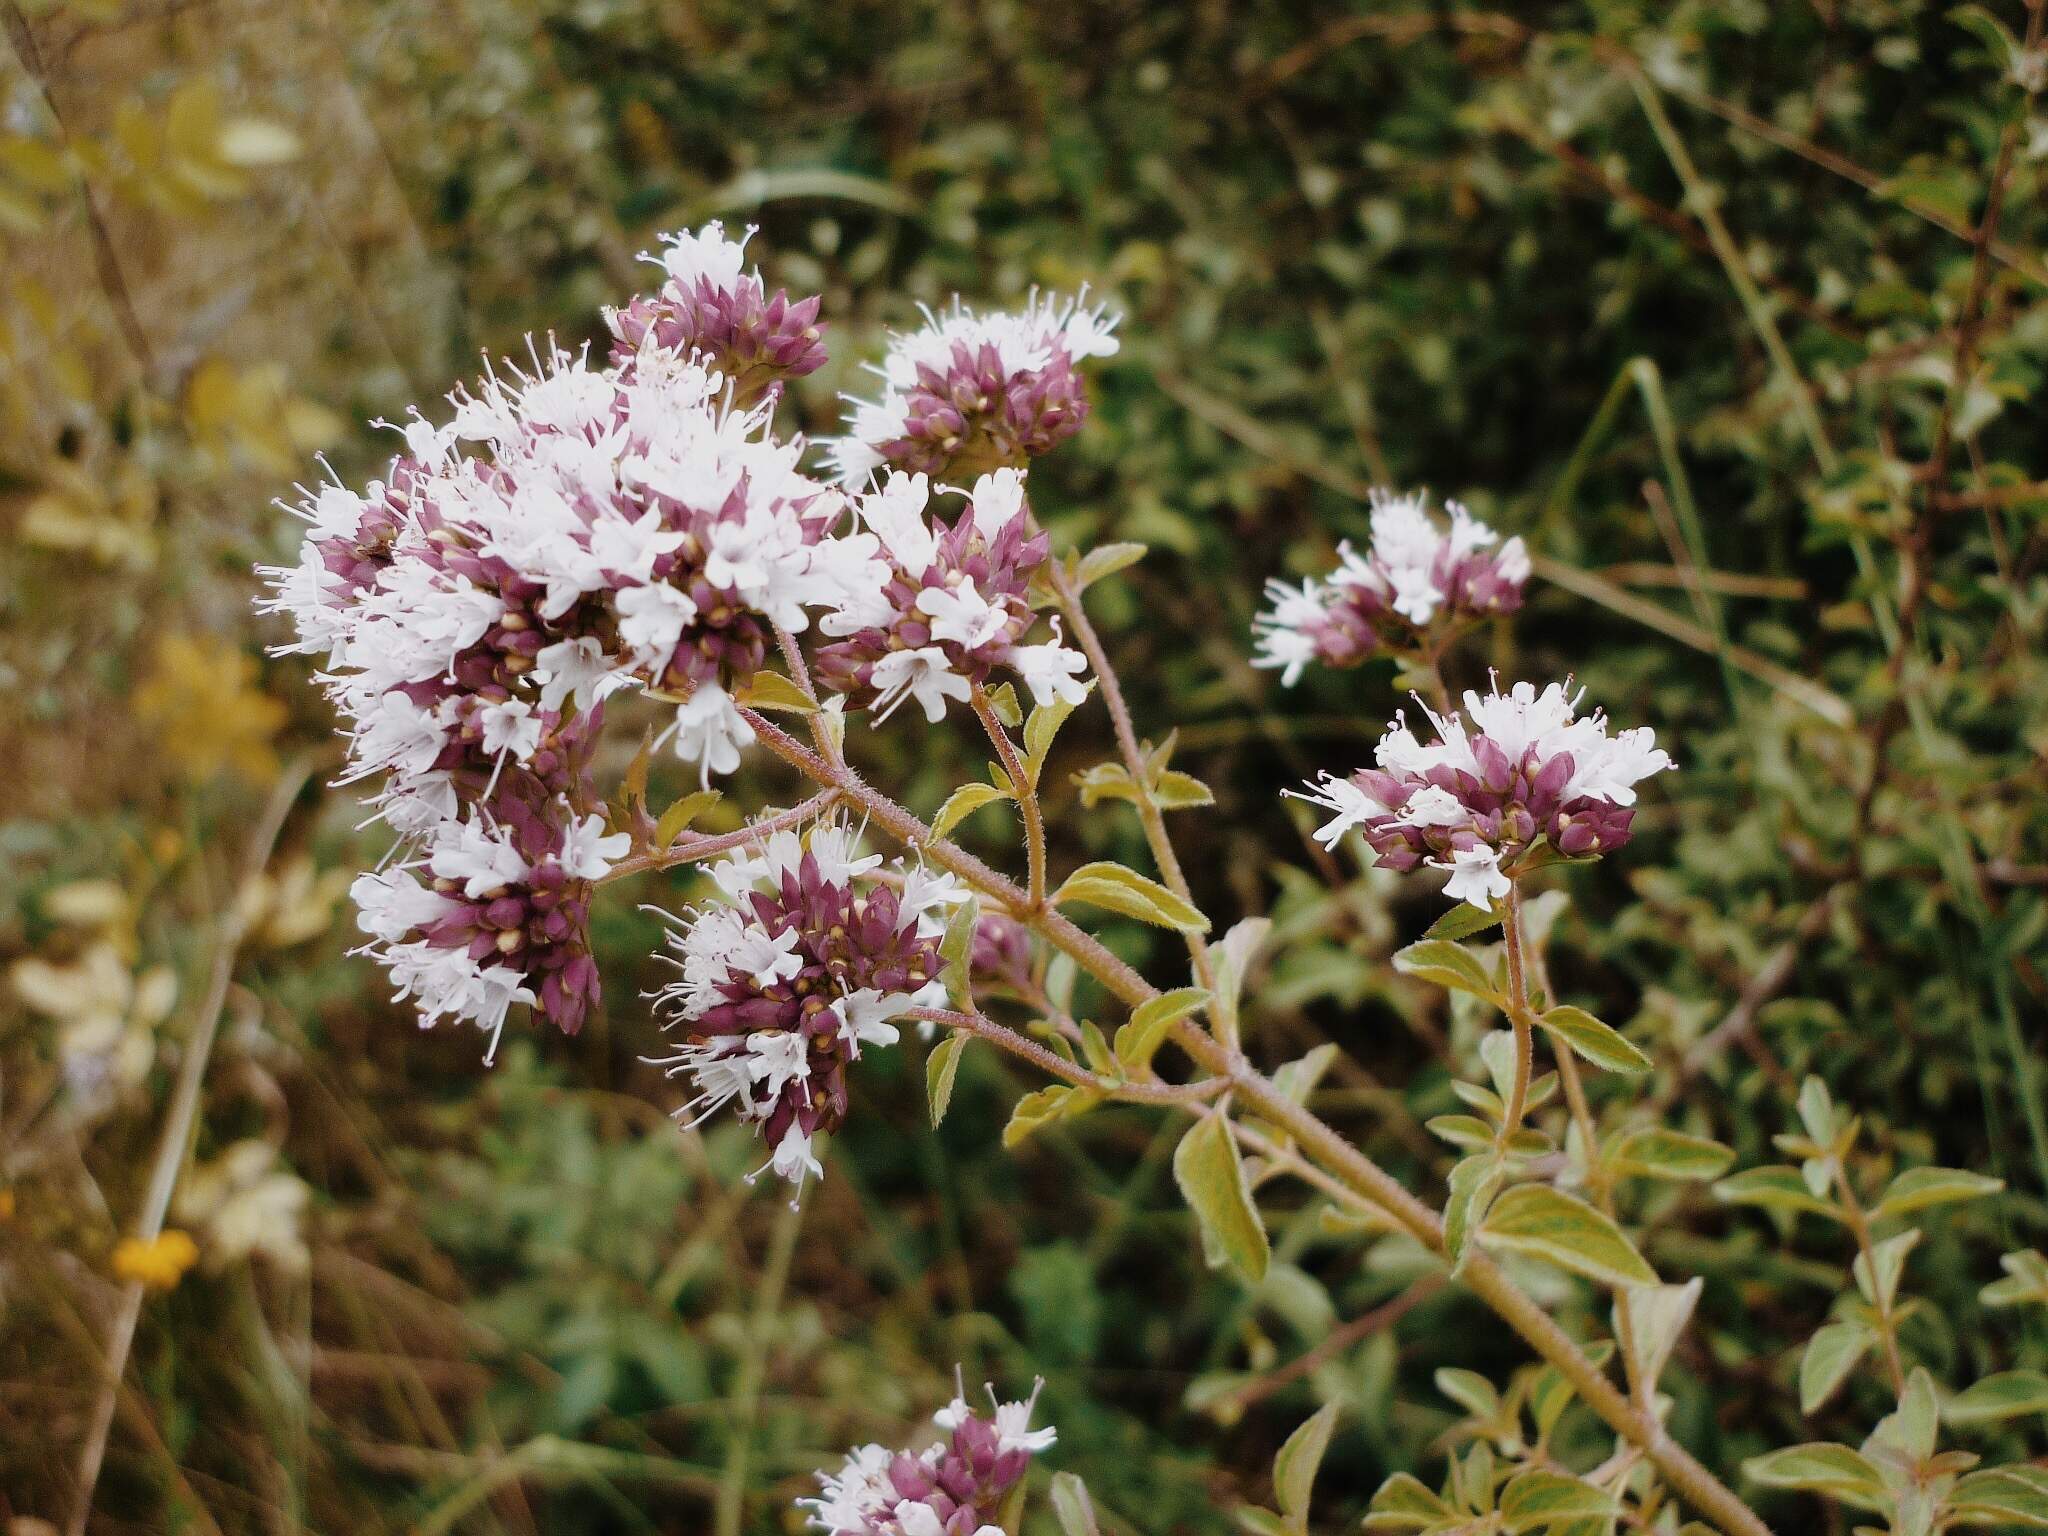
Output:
1253,488,1532,685
1297,678,1674,911
260,332,887,1049
803,1381,1056,1536
653,819,966,1188
813,468,1090,723
828,292,1121,485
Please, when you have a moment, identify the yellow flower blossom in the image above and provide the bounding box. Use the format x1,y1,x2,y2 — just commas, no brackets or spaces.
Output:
130,633,287,785
112,1229,200,1291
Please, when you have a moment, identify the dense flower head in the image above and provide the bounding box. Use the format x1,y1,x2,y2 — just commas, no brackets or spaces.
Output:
813,468,1090,723
1292,678,1674,910
1253,488,1531,685
802,1380,1056,1536
351,721,625,1057
652,816,967,1188
828,291,1120,485
605,221,827,400
261,339,871,1048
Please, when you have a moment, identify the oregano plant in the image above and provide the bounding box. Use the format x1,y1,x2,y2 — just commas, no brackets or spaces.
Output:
259,222,2043,1536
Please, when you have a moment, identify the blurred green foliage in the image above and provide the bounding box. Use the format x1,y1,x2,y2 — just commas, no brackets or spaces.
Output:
2,0,2045,1532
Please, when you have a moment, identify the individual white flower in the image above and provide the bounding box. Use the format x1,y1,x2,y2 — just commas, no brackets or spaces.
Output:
616,581,700,672
428,818,530,898
917,579,1008,649
559,812,632,881
670,682,756,783
1006,636,1090,708
868,647,971,724
1431,846,1510,911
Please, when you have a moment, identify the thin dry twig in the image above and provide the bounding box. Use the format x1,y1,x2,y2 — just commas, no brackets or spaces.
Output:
66,759,313,1536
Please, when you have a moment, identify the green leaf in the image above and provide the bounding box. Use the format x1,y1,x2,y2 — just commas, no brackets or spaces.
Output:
1945,1371,2048,1427
1478,1184,1657,1288
1852,1228,1919,1313
1950,1466,2048,1527
1800,1321,1877,1414
1073,540,1148,591
1983,1249,2048,1309
1391,939,1502,1003
1872,1165,2004,1221
1002,1084,1100,1148
1608,1127,1736,1182
987,681,1023,728
1433,1367,1499,1421
1173,1113,1269,1284
1153,768,1215,808
1362,1472,1450,1529
654,788,721,849
1272,1401,1340,1522
1212,915,1270,1042
1115,986,1210,1072
1618,1279,1701,1396
931,781,1012,840
1539,1005,1651,1074
1022,684,1092,786
1424,903,1504,942
1074,761,1141,807
939,896,979,1012
926,1034,970,1128
1499,1470,1618,1531
1054,861,1210,933
738,669,817,714
1714,1165,1842,1218
1444,1154,1505,1270
1428,1114,1499,1153
1048,1472,1102,1536
1742,1443,1887,1505
1870,1367,1941,1462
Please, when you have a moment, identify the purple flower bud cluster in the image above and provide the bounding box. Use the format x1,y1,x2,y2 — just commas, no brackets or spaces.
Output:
802,1381,1056,1536
653,818,967,1187
1293,679,1674,911
605,222,827,402
812,469,1089,723
828,293,1120,485
1253,489,1531,685
968,911,1035,994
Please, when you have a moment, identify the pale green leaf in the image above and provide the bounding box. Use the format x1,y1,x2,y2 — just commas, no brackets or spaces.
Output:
654,788,721,849
1714,1165,1842,1218
1048,1472,1101,1536
931,780,1012,840
1392,939,1501,1003
1114,986,1209,1072
1054,861,1209,933
739,669,818,714
1424,903,1504,942
1478,1184,1657,1288
1609,1127,1736,1182
1872,1166,2004,1222
1499,1470,1618,1530
1742,1443,1887,1505
1540,1004,1652,1074
1173,1113,1269,1283
1272,1401,1340,1521
926,1034,970,1128
1800,1321,1877,1414
1945,1371,2048,1427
